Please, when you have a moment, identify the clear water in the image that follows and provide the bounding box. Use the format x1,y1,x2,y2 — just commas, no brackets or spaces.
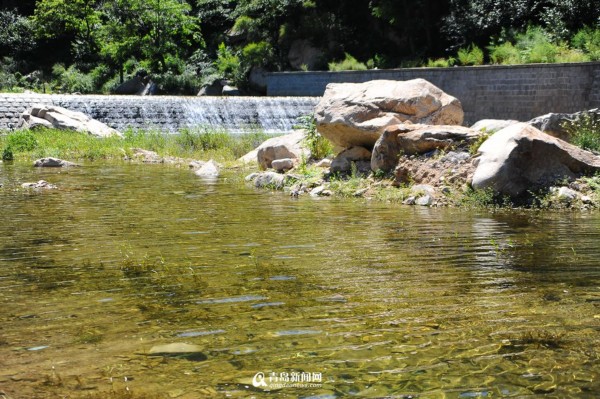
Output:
0,163,598,398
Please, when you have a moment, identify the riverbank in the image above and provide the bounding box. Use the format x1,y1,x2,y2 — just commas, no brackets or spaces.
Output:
2,128,599,211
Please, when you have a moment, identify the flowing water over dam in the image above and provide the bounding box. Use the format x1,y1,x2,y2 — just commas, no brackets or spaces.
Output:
0,94,320,133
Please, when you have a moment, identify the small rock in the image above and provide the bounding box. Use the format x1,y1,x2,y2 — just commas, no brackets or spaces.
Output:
194,159,220,178
316,158,332,168
415,195,434,206
245,172,260,182
271,158,294,172
148,343,206,361
254,172,287,189
21,180,57,189
33,157,79,167
581,195,593,204
130,148,163,163
310,185,328,196
440,151,470,164
403,196,416,205
411,184,436,197
556,186,579,202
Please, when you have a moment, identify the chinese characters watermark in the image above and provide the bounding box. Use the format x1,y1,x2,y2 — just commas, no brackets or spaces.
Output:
252,371,323,389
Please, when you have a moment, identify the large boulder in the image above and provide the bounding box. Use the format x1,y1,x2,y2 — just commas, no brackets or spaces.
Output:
527,109,600,142
240,130,309,169
371,123,482,172
471,119,519,133
18,105,122,138
472,123,600,197
314,79,464,149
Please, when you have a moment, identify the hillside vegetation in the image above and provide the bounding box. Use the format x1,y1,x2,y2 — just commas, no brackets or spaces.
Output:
1,0,599,94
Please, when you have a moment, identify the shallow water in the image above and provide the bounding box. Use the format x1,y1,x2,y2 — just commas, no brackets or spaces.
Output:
0,163,598,398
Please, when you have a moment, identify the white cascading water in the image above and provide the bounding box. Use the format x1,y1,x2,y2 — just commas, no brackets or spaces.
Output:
0,93,320,133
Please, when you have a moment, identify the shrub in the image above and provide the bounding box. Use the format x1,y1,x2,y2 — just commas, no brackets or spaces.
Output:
51,64,94,94
572,26,600,61
295,115,333,160
6,130,38,152
489,42,522,64
457,45,484,66
328,53,368,71
514,26,560,64
563,112,600,152
241,41,275,69
215,42,241,81
426,57,456,67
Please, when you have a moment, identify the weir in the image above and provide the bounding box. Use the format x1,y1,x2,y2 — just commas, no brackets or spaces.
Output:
0,93,320,133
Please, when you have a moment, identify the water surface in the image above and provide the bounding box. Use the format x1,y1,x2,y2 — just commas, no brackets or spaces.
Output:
0,162,598,398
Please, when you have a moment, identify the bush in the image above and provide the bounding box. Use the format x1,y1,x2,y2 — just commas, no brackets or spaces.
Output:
154,66,202,95
457,45,484,66
215,42,241,81
328,53,368,71
6,130,38,152
295,115,333,160
489,42,522,64
563,112,600,152
426,57,456,67
572,26,600,61
51,64,95,94
241,41,275,69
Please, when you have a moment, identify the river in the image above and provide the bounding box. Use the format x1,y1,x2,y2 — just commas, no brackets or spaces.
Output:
0,162,598,398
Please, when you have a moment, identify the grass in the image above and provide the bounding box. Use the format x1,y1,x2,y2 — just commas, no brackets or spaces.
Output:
562,112,600,153
0,127,271,164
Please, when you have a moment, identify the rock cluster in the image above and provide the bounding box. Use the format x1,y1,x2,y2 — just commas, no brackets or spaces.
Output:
247,78,600,206
18,104,122,138
314,79,464,149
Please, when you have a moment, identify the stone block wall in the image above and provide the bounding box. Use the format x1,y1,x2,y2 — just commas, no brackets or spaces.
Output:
267,62,600,124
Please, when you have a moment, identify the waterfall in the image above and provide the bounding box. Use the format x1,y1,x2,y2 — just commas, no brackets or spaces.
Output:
0,94,321,133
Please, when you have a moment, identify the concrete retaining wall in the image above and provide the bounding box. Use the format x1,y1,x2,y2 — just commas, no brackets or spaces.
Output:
267,62,600,124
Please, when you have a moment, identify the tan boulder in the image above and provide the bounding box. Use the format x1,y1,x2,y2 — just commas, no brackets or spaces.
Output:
371,123,481,172
314,79,464,149
239,130,309,169
472,123,600,197
18,104,122,137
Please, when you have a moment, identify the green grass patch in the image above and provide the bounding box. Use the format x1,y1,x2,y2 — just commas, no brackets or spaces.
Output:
562,112,600,152
0,127,271,163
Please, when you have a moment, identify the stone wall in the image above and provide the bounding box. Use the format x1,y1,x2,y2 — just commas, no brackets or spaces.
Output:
267,62,600,124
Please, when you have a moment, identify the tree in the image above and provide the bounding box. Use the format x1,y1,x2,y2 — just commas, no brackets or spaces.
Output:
32,0,102,61
100,0,202,76
0,9,36,57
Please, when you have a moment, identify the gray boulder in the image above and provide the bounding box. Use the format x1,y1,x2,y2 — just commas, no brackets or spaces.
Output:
315,79,464,149
527,109,600,142
114,76,146,95
34,157,79,167
472,123,600,197
271,158,295,172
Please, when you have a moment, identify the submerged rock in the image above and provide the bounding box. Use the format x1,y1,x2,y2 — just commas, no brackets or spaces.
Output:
22,180,57,189
194,159,220,178
251,171,288,189
472,123,600,197
147,343,206,361
34,157,80,168
315,78,464,149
